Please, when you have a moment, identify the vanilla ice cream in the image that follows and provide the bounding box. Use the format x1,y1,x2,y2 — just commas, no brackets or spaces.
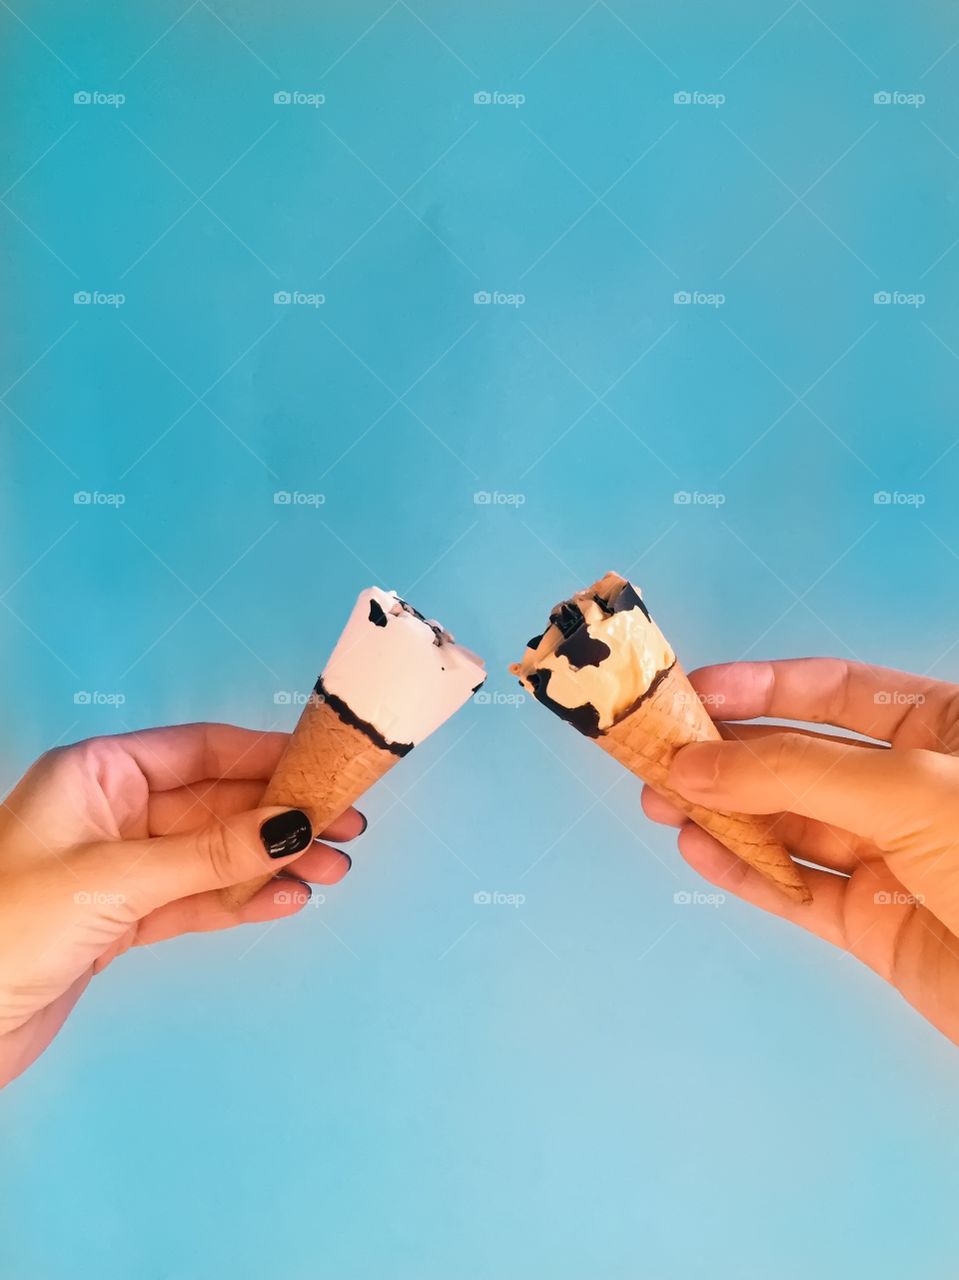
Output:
509,571,674,736
321,587,486,751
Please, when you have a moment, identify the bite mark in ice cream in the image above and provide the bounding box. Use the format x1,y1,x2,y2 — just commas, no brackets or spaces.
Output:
509,572,674,737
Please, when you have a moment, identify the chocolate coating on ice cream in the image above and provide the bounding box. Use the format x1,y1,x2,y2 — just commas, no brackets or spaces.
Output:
610,579,650,620
509,572,676,736
314,677,413,757
555,627,611,669
527,668,602,737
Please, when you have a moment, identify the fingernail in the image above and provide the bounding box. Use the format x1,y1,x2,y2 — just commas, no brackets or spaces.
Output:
340,852,353,873
279,879,312,906
357,812,368,835
261,809,313,858
669,744,720,794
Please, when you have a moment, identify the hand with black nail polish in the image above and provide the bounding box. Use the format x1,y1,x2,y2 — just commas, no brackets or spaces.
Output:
0,723,367,1089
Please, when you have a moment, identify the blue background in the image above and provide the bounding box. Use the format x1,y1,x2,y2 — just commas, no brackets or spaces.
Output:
2,2,959,1276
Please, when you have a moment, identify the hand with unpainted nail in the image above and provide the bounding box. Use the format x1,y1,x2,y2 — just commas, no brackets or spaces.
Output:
0,723,365,1088
643,658,959,1046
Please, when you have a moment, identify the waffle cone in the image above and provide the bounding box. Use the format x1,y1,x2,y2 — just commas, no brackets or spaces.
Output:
597,663,810,904
222,694,402,909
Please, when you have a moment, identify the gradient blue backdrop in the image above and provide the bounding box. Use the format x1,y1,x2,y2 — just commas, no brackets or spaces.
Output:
2,3,959,1277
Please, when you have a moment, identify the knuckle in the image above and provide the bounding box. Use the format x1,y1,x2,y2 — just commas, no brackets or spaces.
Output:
31,743,72,777
195,819,239,883
764,731,807,773
816,659,854,725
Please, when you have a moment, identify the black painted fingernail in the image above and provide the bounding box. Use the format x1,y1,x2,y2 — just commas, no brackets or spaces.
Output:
261,809,313,858
340,853,353,872
357,812,368,835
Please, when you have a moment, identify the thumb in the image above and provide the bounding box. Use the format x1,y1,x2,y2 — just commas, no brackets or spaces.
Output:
73,807,314,914
668,735,959,851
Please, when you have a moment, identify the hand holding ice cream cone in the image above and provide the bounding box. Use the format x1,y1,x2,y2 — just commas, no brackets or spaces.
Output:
511,571,811,903
223,586,486,909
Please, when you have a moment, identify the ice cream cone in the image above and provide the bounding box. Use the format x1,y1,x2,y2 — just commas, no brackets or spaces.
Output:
223,585,485,910
596,661,810,904
221,690,405,909
511,571,811,904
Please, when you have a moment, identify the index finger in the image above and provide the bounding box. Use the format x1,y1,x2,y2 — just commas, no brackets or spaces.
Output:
105,723,290,791
688,659,951,744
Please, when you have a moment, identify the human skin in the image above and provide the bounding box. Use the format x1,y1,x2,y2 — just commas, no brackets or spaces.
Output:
642,658,959,1046
0,723,365,1089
